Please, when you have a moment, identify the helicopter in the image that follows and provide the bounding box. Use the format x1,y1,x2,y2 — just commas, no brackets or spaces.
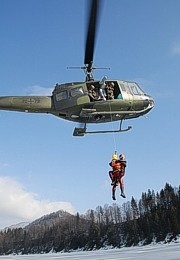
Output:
0,0,154,137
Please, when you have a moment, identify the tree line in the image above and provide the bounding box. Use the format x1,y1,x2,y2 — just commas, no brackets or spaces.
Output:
0,183,180,255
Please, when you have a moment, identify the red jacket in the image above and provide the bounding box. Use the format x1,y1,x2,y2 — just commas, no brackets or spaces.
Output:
109,160,127,174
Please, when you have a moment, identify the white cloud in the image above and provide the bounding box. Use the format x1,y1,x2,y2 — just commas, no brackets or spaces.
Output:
0,176,75,229
27,85,53,96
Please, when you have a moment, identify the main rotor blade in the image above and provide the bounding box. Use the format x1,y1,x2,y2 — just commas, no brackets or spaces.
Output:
84,0,101,66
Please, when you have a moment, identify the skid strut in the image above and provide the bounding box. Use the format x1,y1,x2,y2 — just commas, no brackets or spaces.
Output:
73,120,132,137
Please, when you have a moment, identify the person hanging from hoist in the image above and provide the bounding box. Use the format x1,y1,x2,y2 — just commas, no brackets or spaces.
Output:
109,152,118,182
109,152,127,200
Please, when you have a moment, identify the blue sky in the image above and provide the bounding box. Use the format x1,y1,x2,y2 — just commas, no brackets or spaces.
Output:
0,0,180,229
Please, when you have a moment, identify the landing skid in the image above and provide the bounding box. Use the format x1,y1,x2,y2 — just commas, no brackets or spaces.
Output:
73,120,132,137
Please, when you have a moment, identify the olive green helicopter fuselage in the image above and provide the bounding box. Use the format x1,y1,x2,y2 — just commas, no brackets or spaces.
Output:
0,79,154,136
0,0,154,136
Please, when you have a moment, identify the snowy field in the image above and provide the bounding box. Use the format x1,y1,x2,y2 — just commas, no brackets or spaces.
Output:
0,243,180,260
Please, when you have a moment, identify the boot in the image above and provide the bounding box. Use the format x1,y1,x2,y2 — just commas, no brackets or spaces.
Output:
120,192,126,198
120,187,126,198
112,194,116,200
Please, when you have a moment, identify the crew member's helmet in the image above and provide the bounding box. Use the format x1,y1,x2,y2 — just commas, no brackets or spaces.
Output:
119,154,125,161
112,154,118,160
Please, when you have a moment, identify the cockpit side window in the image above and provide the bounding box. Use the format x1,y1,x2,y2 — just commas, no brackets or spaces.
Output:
129,83,145,95
56,90,68,101
120,83,126,92
70,87,84,97
129,84,139,95
124,84,132,94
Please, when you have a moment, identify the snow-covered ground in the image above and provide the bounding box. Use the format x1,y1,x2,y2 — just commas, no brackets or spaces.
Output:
0,243,180,260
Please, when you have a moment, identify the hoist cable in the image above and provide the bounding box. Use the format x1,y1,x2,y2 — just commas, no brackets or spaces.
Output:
108,101,117,153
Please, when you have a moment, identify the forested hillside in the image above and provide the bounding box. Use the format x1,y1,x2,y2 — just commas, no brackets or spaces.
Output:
0,183,180,255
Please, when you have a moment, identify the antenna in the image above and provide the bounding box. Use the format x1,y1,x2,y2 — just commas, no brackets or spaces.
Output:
67,66,110,81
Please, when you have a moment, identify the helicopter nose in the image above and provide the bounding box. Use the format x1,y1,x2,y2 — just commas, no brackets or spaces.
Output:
143,95,154,111
149,96,155,108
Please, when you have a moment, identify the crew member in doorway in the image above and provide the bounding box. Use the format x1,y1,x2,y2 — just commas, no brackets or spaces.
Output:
88,85,99,101
106,82,115,99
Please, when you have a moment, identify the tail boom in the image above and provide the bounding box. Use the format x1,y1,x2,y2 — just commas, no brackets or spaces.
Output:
0,96,52,113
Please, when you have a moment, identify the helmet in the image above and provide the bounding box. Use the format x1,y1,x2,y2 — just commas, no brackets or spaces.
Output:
112,154,118,160
109,82,114,87
119,154,125,160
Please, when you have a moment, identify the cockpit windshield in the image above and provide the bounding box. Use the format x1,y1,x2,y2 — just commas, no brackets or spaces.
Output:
129,82,145,95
